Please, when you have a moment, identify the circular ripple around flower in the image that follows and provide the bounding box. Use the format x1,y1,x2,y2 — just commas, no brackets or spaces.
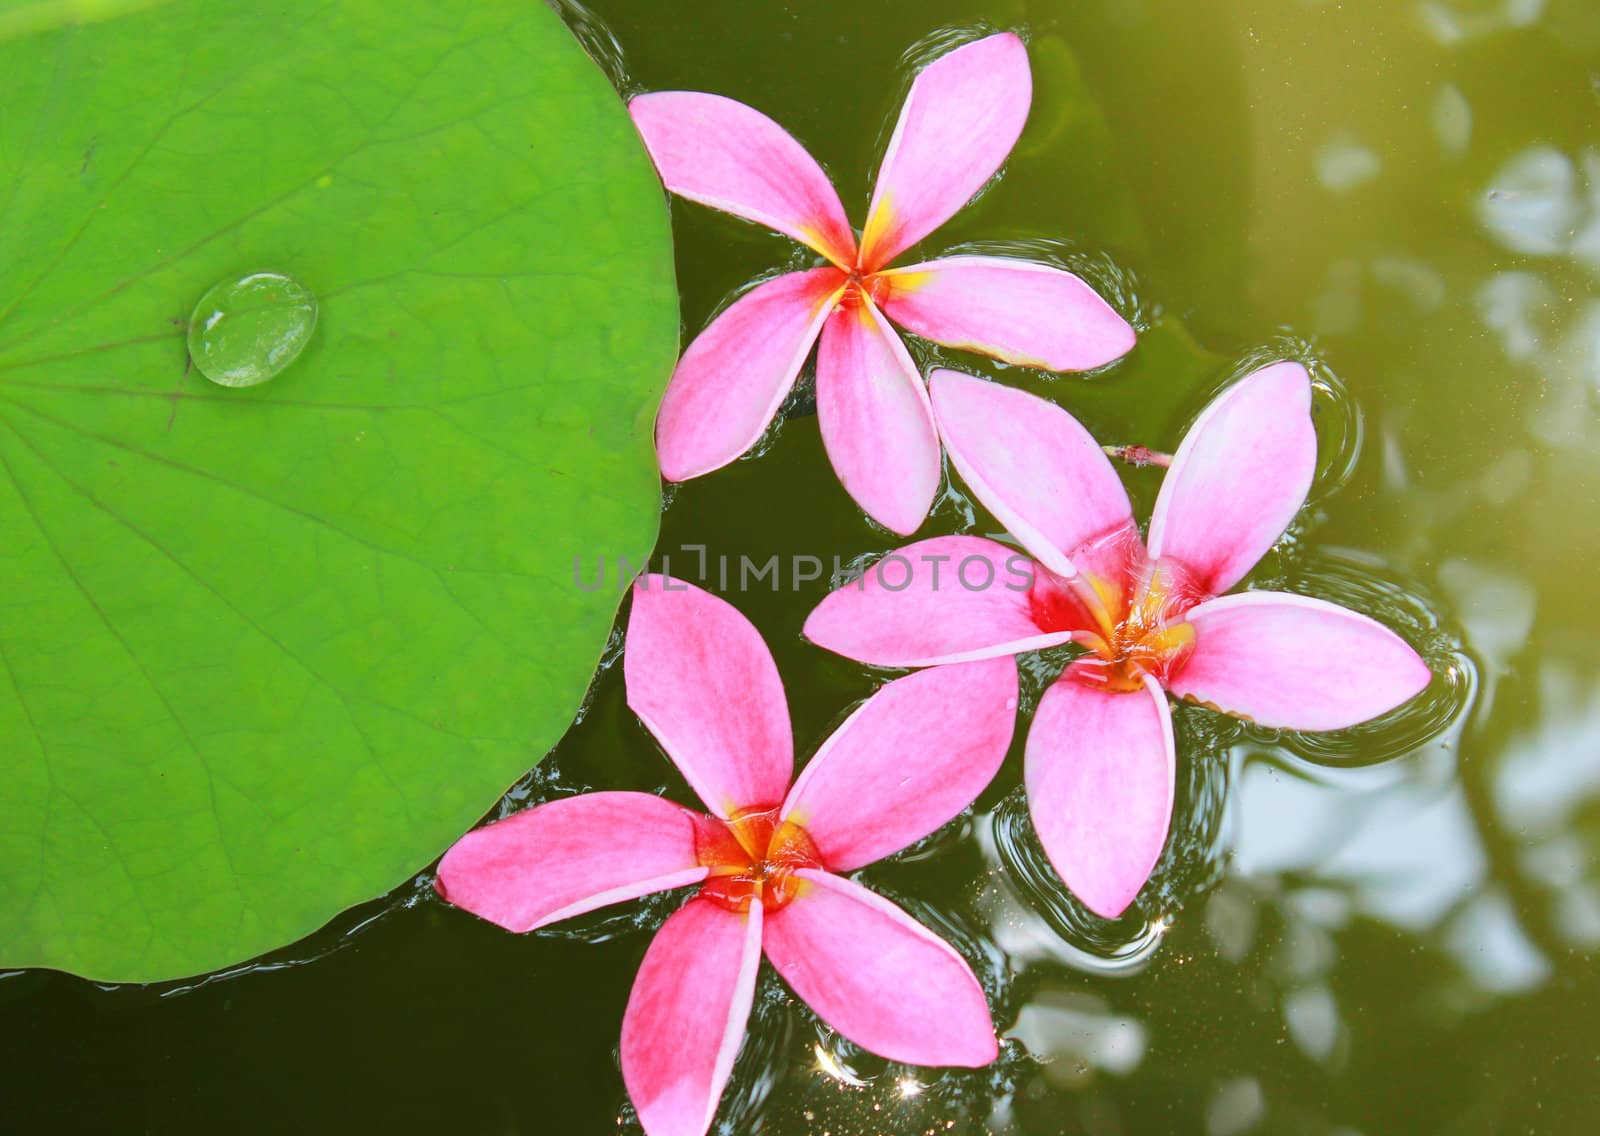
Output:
990,711,1232,966
1203,343,1365,507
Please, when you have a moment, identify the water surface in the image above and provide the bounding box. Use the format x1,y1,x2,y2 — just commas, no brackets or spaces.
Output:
4,0,1599,1131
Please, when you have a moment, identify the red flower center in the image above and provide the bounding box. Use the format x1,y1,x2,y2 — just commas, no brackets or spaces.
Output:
693,805,823,913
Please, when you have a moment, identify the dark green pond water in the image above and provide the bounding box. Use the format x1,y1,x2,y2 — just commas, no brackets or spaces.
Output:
5,0,1600,1131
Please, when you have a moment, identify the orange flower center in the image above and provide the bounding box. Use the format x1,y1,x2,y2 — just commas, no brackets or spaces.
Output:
839,270,893,311
1031,555,1202,693
693,805,823,914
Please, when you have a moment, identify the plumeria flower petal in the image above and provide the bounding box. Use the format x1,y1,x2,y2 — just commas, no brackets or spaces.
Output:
815,293,942,535
1147,360,1319,596
622,897,765,1136
931,367,1137,582
629,91,857,266
657,268,845,481
439,577,1010,1136
762,870,998,1066
1168,591,1434,730
806,362,1433,918
630,33,1134,535
435,792,708,932
1024,669,1175,919
859,34,1033,270
624,576,795,817
782,655,1017,869
876,256,1137,371
803,534,1073,667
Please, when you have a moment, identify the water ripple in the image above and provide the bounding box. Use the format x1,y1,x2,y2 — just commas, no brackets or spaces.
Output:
1221,340,1366,504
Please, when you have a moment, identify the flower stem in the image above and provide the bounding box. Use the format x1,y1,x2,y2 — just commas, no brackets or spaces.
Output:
1102,443,1173,469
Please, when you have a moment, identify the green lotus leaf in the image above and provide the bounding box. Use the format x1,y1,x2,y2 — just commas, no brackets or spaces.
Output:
0,0,677,981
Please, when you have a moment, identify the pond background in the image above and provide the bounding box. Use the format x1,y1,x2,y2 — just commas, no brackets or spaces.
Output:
4,0,1599,1131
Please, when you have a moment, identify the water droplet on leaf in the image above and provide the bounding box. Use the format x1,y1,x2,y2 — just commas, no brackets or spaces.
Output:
188,271,317,388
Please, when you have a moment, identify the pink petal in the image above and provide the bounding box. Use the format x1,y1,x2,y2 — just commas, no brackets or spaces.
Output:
781,657,1017,870
622,897,764,1136
1168,591,1432,730
877,256,1135,371
763,870,997,1066
930,368,1136,578
629,91,857,267
436,792,708,932
859,33,1033,269
625,577,794,817
803,535,1070,666
1025,672,1175,919
657,268,847,481
1147,361,1317,596
815,295,941,535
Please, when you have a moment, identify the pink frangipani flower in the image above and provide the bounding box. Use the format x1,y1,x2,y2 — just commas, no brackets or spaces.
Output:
436,577,1016,1136
803,362,1433,919
630,33,1135,535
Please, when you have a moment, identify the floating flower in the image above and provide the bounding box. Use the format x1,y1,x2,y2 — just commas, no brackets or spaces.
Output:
803,362,1432,918
630,33,1135,535
437,577,1015,1136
